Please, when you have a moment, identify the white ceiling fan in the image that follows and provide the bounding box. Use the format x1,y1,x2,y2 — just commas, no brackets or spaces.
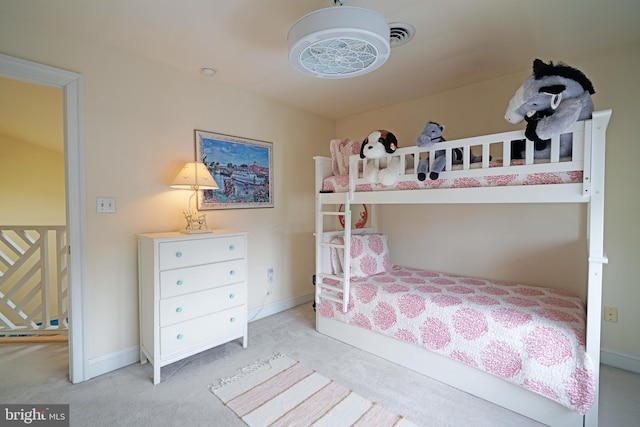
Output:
288,0,414,79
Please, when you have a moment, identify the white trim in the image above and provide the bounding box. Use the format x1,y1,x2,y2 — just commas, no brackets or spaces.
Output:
248,293,314,323
601,347,640,374
88,346,140,379
0,53,88,383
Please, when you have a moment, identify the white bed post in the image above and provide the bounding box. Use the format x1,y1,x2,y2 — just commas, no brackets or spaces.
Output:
584,109,611,427
314,191,322,308
342,197,352,312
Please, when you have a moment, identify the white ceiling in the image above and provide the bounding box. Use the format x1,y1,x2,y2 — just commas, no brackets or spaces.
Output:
49,0,638,119
2,0,640,145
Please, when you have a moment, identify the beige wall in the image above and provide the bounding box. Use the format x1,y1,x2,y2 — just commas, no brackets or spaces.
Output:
335,43,640,360
0,23,333,362
77,50,331,361
0,135,66,225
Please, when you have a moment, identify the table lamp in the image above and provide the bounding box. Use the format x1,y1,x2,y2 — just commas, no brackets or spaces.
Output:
170,162,219,233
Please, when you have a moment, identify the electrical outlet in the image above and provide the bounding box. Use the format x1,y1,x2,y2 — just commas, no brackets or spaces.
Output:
604,306,618,323
96,197,116,214
266,268,274,296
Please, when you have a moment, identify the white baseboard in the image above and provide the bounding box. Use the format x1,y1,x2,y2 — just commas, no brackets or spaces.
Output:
86,293,315,379
248,292,314,323
601,347,640,374
88,345,140,380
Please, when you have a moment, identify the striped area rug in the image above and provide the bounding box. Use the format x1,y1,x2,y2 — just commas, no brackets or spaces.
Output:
210,353,418,427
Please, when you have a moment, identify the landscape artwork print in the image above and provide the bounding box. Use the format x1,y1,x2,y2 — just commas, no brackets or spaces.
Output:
195,130,273,209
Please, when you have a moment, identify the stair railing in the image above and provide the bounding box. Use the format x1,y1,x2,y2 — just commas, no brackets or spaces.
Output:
0,226,68,336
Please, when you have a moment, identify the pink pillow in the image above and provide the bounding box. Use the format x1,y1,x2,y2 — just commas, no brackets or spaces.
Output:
330,233,392,278
330,138,362,176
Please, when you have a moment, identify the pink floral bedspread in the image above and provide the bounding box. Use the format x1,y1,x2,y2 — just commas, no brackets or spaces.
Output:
317,266,595,414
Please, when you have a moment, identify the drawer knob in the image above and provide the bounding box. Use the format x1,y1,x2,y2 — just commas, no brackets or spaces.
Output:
230,270,236,276
177,334,183,340
177,280,184,286
229,245,235,251
176,307,183,313
229,293,235,299
176,251,183,258
230,317,236,323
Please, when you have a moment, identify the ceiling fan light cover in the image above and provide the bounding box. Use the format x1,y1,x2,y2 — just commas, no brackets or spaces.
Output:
288,6,390,79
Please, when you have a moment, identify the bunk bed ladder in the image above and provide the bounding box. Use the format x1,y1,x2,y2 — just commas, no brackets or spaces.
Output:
315,195,351,312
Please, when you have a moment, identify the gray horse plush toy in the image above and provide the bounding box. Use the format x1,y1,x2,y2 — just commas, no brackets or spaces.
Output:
415,121,483,180
505,59,595,159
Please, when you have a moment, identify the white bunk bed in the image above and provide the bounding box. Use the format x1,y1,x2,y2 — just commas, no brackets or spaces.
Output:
313,110,611,427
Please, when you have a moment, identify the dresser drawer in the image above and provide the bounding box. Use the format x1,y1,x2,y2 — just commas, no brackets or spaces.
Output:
160,259,245,299
159,235,245,270
160,306,245,356
159,283,245,327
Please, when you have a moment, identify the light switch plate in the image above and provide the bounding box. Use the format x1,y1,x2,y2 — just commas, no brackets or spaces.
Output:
96,197,116,213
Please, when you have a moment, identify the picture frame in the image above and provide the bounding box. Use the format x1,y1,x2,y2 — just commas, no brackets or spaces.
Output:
195,130,273,209
338,204,368,229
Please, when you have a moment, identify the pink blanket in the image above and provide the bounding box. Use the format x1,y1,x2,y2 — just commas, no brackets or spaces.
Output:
317,266,595,414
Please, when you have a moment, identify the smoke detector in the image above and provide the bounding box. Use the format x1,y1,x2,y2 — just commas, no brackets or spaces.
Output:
288,5,391,79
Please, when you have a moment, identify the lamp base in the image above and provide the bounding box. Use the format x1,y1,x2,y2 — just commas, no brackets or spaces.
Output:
180,229,213,234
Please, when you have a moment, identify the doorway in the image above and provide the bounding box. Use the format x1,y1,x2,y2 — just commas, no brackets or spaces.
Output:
0,53,87,383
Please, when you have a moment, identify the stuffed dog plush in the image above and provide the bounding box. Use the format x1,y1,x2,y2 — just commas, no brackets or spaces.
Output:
360,130,401,185
360,130,398,158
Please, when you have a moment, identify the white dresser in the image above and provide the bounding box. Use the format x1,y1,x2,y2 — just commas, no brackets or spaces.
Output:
137,230,248,384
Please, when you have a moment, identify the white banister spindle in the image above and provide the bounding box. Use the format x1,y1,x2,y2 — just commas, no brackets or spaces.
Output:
550,135,560,162
503,139,512,165
482,143,490,168
525,139,534,165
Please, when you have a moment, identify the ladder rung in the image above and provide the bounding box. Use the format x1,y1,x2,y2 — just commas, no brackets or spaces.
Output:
317,283,343,292
319,294,343,305
319,242,344,249
317,273,344,282
321,211,344,216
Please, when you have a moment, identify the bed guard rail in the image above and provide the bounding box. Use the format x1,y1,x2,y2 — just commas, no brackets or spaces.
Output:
347,120,594,194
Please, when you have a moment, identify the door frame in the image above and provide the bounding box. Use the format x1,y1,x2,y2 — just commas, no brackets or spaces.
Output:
0,53,88,383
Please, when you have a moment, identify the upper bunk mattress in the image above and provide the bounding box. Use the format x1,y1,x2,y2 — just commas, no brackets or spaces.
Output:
316,266,595,414
322,162,583,193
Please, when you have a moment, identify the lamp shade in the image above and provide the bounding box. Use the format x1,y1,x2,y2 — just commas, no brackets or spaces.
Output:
170,162,219,190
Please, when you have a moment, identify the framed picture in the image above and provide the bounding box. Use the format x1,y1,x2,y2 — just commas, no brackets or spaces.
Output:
338,204,368,229
195,130,273,209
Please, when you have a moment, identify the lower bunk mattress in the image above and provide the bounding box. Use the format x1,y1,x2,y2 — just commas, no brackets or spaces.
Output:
316,266,595,414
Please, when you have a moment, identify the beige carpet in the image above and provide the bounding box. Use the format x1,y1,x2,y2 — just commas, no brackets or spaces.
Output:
1,304,639,426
